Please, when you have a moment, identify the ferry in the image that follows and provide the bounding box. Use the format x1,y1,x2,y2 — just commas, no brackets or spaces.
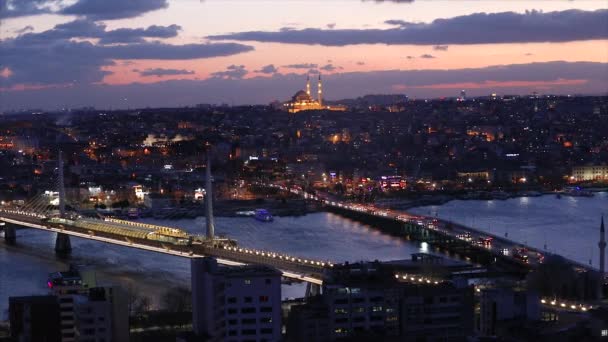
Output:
254,209,273,222
563,187,594,197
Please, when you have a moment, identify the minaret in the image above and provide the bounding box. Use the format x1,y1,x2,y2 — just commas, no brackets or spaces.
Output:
600,215,606,276
205,152,215,240
317,74,323,107
306,75,311,96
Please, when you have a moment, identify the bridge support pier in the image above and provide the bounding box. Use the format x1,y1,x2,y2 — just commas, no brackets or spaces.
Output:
305,283,321,297
3,223,16,244
55,233,72,256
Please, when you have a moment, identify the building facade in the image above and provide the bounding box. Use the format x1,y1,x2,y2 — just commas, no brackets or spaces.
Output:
9,296,62,342
191,257,282,342
47,267,128,342
572,165,608,182
286,262,474,341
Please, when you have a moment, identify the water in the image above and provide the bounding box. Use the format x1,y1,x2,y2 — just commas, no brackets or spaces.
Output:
2,194,605,318
0,213,418,317
409,192,608,266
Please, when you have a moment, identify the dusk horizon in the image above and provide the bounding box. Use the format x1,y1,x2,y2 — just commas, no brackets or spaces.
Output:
1,0,607,111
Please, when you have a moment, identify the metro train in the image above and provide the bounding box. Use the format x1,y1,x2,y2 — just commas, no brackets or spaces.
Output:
44,217,192,245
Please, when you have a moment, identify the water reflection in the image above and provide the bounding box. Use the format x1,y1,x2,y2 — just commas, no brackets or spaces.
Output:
410,193,607,264
1,212,421,314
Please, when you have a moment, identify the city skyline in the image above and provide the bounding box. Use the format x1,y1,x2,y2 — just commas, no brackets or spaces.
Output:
0,0,607,110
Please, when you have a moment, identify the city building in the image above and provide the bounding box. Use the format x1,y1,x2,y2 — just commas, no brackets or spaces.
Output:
9,296,61,342
572,165,608,182
73,287,129,342
286,261,474,341
283,75,347,113
191,257,282,341
479,287,540,337
47,266,128,342
48,268,90,342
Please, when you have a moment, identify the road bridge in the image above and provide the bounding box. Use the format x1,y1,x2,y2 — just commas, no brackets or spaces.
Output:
263,183,600,276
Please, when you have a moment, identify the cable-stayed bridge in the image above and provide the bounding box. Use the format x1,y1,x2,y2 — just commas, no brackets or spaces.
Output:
0,153,330,286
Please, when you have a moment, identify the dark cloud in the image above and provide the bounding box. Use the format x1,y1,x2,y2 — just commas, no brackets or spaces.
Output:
99,25,181,44
137,68,195,77
384,19,417,27
3,61,605,110
433,45,449,51
363,0,415,3
12,20,181,46
420,54,435,59
356,61,365,65
0,0,55,19
1,0,168,20
525,53,534,56
406,56,415,59
320,64,342,72
211,65,248,79
327,23,336,29
14,25,34,34
61,0,168,20
209,9,608,46
0,22,254,87
256,64,278,74
283,63,318,69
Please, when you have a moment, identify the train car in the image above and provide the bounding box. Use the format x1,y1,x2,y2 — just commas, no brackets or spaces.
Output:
44,217,191,245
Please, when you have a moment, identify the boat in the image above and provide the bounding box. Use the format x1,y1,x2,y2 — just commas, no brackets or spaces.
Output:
490,191,510,200
236,210,255,217
563,187,594,197
254,209,273,222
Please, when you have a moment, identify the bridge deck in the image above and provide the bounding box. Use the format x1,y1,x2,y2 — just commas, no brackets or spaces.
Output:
265,183,597,274
0,212,327,285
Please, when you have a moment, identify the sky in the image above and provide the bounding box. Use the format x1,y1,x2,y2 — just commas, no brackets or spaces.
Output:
0,0,607,110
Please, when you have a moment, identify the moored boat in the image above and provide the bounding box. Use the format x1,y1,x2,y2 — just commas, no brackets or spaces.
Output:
254,209,273,222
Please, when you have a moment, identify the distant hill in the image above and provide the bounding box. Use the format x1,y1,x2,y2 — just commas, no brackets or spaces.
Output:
330,94,408,107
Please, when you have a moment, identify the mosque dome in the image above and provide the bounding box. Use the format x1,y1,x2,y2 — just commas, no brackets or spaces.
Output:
292,90,313,102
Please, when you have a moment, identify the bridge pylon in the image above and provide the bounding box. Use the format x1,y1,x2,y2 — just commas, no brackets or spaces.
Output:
3,223,16,244
204,147,215,240
305,282,321,297
55,150,72,256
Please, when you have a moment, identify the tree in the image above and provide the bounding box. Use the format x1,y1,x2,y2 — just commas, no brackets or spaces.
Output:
161,286,192,312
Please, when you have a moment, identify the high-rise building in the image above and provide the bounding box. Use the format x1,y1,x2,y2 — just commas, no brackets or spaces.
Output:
73,287,129,342
191,257,282,341
47,266,128,342
48,268,89,342
287,262,474,341
479,287,540,337
9,296,61,342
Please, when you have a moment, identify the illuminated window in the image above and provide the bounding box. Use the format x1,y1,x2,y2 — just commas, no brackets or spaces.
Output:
602,329,608,337
244,279,251,285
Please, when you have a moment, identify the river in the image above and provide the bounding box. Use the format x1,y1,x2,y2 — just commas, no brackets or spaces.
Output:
0,212,419,318
409,192,608,266
2,193,606,318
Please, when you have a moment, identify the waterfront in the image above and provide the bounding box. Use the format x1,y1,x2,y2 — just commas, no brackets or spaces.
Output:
0,212,418,317
1,193,606,318
409,192,608,266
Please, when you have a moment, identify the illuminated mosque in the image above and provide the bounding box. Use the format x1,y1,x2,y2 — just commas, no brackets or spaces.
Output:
283,74,347,113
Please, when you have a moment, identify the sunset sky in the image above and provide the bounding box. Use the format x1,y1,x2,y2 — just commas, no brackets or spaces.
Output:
1,0,607,110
